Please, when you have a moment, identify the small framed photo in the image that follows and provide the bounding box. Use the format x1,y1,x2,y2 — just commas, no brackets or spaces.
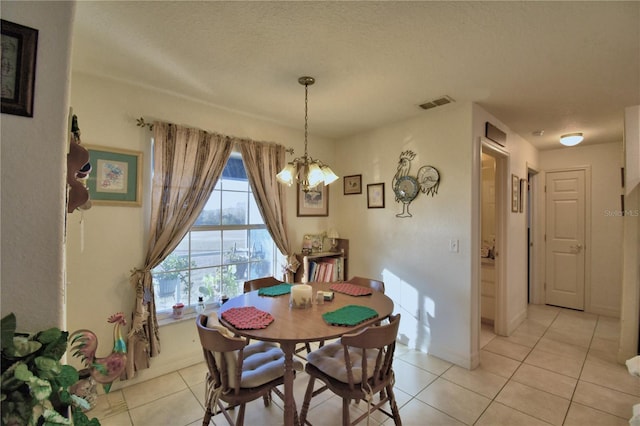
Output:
511,174,519,213
343,174,362,195
1,20,38,117
367,183,385,209
519,178,526,213
86,145,142,207
297,184,329,217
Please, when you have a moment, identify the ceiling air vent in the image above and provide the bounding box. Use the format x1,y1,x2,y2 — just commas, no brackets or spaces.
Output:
419,95,455,110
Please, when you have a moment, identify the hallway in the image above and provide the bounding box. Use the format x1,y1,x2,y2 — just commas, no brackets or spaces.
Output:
91,305,638,425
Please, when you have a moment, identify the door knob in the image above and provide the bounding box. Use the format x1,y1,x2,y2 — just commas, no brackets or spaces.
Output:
570,244,583,253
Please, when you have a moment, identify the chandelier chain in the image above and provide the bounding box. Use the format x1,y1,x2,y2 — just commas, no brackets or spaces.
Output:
304,83,309,157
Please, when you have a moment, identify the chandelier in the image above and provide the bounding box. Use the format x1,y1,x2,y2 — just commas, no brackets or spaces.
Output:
276,76,338,192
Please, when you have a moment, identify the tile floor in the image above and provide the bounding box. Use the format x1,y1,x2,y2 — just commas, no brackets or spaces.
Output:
90,305,638,425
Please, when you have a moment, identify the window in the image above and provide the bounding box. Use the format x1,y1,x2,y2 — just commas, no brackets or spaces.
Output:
153,153,283,314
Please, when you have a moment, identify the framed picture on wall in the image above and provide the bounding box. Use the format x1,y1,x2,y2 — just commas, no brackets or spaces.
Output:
519,178,526,213
297,184,329,216
85,145,142,207
1,20,38,117
343,174,362,195
511,174,519,213
367,183,385,208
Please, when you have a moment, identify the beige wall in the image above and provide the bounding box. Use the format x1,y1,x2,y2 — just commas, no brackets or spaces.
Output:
1,1,75,331
333,103,475,366
539,142,624,316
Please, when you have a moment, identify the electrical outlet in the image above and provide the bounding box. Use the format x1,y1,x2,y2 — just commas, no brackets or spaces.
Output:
449,239,459,253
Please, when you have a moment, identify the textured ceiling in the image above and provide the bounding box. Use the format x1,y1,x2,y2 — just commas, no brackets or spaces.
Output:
72,1,639,150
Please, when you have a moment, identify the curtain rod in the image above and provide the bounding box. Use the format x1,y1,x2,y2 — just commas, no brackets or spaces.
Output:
135,117,291,152
136,117,154,131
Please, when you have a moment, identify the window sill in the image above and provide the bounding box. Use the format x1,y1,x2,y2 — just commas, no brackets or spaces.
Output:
157,307,220,327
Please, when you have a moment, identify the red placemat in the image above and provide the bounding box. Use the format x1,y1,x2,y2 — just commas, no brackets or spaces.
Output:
221,307,274,330
330,283,373,297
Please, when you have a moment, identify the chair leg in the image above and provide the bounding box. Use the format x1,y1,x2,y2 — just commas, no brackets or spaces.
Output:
202,408,212,425
385,384,402,426
262,391,271,407
342,398,350,426
236,403,246,426
299,376,316,425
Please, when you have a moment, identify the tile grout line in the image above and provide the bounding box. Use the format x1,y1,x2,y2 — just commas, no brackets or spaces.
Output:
471,308,561,425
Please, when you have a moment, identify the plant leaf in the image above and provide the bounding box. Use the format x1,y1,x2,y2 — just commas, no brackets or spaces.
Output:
27,376,52,402
40,330,69,361
14,363,35,381
42,407,72,425
37,328,62,345
72,408,101,426
1,313,16,352
34,357,61,381
57,365,79,388
11,336,42,357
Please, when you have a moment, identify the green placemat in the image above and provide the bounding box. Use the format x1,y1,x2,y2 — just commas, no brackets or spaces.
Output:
322,305,379,326
258,283,293,297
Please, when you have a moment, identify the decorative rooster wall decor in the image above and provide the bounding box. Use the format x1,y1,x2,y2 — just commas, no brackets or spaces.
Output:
392,150,440,218
70,312,127,393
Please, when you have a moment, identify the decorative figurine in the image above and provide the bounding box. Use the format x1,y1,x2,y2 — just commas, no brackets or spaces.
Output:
70,312,127,393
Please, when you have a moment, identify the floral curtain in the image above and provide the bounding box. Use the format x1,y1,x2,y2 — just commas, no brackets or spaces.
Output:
126,122,233,378
239,140,299,281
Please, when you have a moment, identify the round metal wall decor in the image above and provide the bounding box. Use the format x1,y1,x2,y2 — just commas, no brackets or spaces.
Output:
394,176,419,202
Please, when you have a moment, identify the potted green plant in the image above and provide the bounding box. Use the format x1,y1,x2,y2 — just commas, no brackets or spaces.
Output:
1,313,100,426
155,254,193,298
199,266,241,302
225,246,249,279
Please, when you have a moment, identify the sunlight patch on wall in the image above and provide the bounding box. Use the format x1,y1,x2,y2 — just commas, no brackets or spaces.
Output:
382,268,433,352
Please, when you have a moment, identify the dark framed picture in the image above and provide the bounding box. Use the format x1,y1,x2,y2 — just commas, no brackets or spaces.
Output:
86,145,142,207
511,174,519,213
367,183,385,209
343,174,362,195
297,184,329,217
519,178,526,213
1,20,38,117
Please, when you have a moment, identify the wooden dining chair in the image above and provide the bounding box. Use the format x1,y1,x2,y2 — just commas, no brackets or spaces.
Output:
345,276,385,294
196,314,301,426
299,314,402,426
243,276,283,293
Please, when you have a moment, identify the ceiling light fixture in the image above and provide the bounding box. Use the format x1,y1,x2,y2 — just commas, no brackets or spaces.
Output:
560,132,584,146
276,76,338,192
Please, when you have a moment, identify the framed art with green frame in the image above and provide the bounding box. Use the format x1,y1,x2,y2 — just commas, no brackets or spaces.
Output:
85,145,142,206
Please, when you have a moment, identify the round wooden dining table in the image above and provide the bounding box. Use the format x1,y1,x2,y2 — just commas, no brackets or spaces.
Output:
218,282,394,426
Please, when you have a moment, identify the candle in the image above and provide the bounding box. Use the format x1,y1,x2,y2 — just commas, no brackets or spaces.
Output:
301,256,309,284
290,284,312,309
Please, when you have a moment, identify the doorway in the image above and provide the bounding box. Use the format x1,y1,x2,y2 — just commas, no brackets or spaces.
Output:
480,139,509,336
527,166,539,304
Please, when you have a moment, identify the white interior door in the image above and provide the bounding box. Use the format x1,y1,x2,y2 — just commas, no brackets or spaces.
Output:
545,169,586,310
